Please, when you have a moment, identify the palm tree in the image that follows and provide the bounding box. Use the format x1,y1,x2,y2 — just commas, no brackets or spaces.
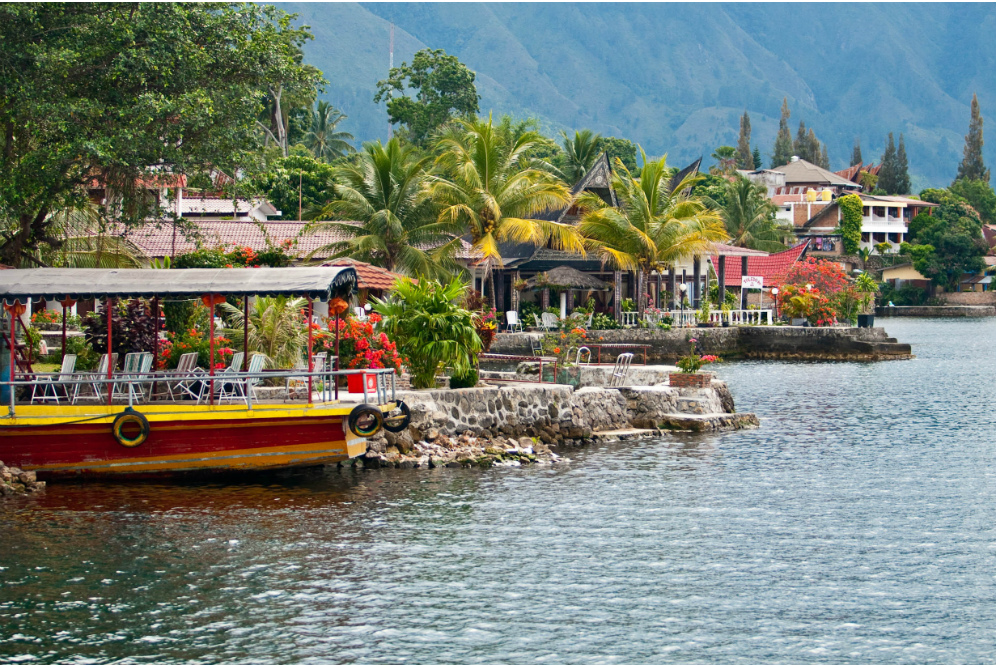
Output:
308,138,462,278
561,129,603,183
710,146,737,175
713,176,793,252
429,115,582,301
579,149,729,312
220,296,307,369
304,101,355,162
38,204,143,268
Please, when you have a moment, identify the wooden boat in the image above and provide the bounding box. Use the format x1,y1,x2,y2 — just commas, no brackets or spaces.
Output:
0,268,408,479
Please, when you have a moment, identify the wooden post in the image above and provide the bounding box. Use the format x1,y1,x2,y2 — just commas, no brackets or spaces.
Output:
106,298,113,406
718,255,726,304
61,302,67,364
692,256,701,308
613,270,622,322
668,268,677,309
307,298,314,405
741,256,749,310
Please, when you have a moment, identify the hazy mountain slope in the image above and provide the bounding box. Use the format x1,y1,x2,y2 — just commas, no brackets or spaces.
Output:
280,2,996,187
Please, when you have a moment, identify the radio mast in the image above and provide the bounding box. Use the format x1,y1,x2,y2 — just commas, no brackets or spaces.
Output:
388,23,394,139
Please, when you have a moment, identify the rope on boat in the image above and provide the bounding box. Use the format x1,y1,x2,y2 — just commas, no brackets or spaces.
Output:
2,413,114,428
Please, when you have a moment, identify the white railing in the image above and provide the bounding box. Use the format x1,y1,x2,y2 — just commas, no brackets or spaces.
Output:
709,309,773,325
621,311,639,327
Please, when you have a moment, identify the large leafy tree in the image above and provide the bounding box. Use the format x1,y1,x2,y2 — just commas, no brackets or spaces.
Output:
429,115,580,299
0,3,323,266
250,149,338,220
903,188,988,289
601,136,639,172
309,138,461,278
579,149,728,312
303,101,355,162
374,48,479,147
711,177,791,252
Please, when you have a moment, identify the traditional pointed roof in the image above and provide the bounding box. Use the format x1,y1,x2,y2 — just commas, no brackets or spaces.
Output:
669,157,703,193
773,158,861,189
710,241,810,287
535,152,616,223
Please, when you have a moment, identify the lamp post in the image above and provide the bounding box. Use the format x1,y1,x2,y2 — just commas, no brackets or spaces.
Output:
679,282,688,327
771,287,779,320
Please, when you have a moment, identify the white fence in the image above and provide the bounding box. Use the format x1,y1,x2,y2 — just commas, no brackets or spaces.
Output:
620,309,774,327
709,309,773,326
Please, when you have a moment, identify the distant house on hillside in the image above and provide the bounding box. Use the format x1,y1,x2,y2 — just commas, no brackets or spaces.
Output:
835,162,882,192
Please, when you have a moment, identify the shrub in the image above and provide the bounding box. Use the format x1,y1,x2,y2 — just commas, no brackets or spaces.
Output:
838,194,863,255
372,278,481,389
160,327,234,371
449,369,479,389
64,335,101,371
590,312,620,330
315,313,403,373
83,300,159,366
541,326,588,366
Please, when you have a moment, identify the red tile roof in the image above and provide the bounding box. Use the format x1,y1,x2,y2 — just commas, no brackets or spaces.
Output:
711,241,809,287
319,258,407,291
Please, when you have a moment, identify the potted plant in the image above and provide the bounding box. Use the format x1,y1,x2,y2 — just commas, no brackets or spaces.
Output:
720,301,732,327
695,298,714,327
669,338,721,388
855,273,879,328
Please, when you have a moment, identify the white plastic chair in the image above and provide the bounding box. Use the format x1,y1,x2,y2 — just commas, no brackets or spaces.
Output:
506,311,523,333
197,352,244,403
111,352,144,401
533,314,543,329
575,346,592,365
609,353,634,387
163,352,201,401
73,353,118,403
218,353,266,406
353,306,368,322
541,313,559,331
31,354,76,404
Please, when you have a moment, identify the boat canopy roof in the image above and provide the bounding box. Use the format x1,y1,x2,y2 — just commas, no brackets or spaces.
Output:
0,267,357,303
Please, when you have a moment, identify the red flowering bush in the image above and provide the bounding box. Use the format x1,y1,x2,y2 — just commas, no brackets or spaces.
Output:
778,258,868,326
676,337,722,373
162,327,235,370
782,257,851,294
314,312,403,372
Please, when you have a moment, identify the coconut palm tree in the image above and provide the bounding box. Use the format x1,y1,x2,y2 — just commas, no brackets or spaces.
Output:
561,129,603,183
308,138,461,278
710,146,738,175
713,176,793,252
579,149,729,312
304,101,355,162
220,296,307,369
429,115,582,301
36,204,143,268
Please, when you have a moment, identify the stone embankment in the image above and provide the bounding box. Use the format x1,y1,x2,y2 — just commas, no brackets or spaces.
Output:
876,305,996,317
351,374,758,470
0,461,46,496
491,326,913,362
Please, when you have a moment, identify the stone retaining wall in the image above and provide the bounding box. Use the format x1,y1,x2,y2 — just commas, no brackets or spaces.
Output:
490,325,912,362
876,305,996,317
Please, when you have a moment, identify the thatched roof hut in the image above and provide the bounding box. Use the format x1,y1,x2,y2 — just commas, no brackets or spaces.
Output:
524,266,610,291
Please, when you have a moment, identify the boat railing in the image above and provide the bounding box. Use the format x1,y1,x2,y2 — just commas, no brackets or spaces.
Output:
2,367,397,417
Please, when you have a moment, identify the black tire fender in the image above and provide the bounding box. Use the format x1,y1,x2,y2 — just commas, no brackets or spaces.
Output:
112,408,150,448
382,400,412,433
347,404,384,438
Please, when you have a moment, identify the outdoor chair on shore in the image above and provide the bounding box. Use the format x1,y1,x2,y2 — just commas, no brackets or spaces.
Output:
73,353,118,403
575,347,592,365
609,353,634,387
533,314,543,329
505,311,523,333
541,313,559,331
30,354,76,404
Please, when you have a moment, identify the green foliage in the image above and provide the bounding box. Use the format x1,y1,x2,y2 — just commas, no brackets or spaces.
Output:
448,369,479,389
560,129,603,183
736,112,754,169
372,278,482,389
172,249,231,269
82,300,158,362
710,146,737,174
162,327,235,371
709,284,740,308
879,281,929,306
903,189,986,288
310,138,460,277
251,152,337,220
874,241,893,255
771,98,794,168
878,132,910,195
751,146,762,172
302,101,355,162
64,335,100,372
957,93,989,184
519,301,542,325
220,297,307,369
950,178,996,224
713,176,791,252
851,139,863,167
600,137,639,172
837,194,863,255
0,3,323,265
374,48,480,146
590,312,621,330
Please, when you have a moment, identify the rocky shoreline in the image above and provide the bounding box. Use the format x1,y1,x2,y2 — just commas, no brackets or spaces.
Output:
0,461,46,496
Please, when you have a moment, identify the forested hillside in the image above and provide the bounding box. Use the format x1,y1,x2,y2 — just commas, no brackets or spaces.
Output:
281,2,996,187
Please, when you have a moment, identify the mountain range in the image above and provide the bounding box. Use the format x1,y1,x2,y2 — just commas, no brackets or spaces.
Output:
277,2,996,189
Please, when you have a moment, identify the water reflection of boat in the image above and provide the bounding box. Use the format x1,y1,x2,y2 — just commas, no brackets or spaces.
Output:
0,268,409,479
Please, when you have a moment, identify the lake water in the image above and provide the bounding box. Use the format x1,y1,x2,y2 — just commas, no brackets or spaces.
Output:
2,318,995,664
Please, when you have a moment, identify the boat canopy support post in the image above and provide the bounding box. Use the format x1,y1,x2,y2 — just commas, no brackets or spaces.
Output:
242,297,249,372
205,295,216,406
307,298,314,404
106,298,114,406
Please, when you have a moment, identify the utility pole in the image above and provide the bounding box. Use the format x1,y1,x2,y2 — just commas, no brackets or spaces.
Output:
298,172,303,221
388,23,394,140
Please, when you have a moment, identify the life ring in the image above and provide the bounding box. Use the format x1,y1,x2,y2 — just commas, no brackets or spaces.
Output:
383,400,412,433
347,404,384,438
112,408,150,448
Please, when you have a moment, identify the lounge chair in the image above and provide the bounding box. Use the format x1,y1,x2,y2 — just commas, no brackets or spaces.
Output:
31,354,76,404
217,353,266,406
73,353,118,403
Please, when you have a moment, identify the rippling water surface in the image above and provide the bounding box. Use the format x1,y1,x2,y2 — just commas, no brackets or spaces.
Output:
3,319,996,664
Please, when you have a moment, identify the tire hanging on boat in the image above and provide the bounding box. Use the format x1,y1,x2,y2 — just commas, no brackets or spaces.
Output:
112,408,150,448
383,400,411,433
347,404,384,438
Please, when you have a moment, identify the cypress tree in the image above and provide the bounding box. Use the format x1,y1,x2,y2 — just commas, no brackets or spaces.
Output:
794,121,808,161
820,144,830,170
736,111,753,169
879,132,897,194
806,128,821,164
851,139,863,166
957,93,990,183
895,133,911,195
771,98,793,168
752,145,762,171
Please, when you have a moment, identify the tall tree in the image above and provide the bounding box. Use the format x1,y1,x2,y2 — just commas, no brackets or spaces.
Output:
429,115,580,301
819,144,831,170
712,177,792,252
579,149,728,313
710,146,737,175
851,139,863,166
374,48,480,147
878,133,898,194
771,98,793,168
309,138,461,278
303,101,355,162
736,112,754,169
794,121,810,161
895,133,911,195
751,146,762,171
0,3,323,266
957,93,990,183
560,129,603,183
